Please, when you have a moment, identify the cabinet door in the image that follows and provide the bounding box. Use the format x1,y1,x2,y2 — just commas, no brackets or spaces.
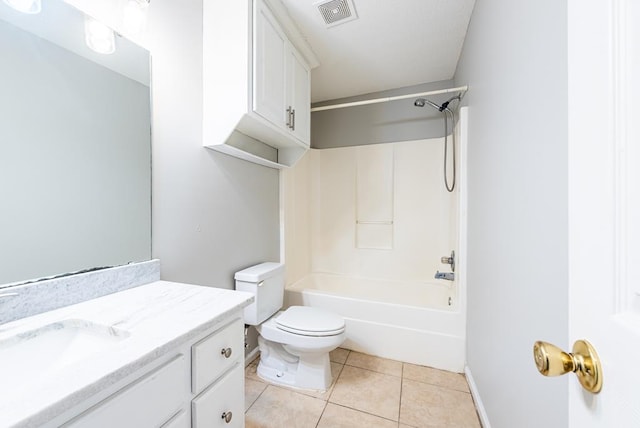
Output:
192,365,244,428
192,318,243,395
287,48,311,145
254,0,287,128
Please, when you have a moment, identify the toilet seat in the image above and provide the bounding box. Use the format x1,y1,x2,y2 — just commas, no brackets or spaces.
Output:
275,306,345,337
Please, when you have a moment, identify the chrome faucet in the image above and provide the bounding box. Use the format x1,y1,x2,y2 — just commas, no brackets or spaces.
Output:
434,271,455,281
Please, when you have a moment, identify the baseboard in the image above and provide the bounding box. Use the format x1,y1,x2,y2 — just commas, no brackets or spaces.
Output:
245,347,260,367
465,365,491,428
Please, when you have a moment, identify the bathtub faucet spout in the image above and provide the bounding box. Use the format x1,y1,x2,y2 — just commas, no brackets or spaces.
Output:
435,271,455,281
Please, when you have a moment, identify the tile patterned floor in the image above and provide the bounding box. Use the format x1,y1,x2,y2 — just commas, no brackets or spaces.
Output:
245,349,482,428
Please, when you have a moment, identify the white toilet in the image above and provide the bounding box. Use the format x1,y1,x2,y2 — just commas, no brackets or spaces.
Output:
235,262,345,391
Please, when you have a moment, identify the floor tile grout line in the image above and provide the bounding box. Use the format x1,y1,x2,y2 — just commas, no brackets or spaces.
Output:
244,380,268,414
314,399,330,428
324,362,345,403
402,363,472,394
326,402,401,424
342,362,404,378
402,375,472,395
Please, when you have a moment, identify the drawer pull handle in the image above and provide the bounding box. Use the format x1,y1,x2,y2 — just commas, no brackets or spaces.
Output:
221,347,232,358
221,411,233,423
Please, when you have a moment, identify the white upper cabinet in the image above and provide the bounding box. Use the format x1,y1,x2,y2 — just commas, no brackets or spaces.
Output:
254,1,287,128
203,0,318,169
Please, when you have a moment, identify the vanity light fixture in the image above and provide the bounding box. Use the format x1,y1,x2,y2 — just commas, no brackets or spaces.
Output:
84,15,116,55
2,0,41,14
123,0,150,35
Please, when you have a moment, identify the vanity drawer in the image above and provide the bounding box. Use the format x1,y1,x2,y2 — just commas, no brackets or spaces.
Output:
65,354,188,428
192,364,244,428
192,318,243,394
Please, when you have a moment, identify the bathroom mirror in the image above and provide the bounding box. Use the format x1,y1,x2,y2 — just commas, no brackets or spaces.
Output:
0,0,151,287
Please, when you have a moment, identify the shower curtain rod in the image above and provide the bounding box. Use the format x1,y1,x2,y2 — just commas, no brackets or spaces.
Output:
310,85,468,112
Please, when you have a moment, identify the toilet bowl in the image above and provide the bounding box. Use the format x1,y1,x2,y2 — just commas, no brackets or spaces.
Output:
256,307,346,390
235,263,345,391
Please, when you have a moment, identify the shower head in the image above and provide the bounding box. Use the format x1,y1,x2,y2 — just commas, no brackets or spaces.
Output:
414,98,441,110
414,96,462,113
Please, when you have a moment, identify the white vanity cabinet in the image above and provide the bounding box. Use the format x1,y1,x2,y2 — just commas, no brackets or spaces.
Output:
0,281,253,428
203,0,318,169
55,316,246,428
192,365,244,428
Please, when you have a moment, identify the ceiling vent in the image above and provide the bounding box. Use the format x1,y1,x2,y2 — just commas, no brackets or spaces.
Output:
314,0,358,28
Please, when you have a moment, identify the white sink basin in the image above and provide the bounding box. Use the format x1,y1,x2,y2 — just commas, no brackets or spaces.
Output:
0,319,130,394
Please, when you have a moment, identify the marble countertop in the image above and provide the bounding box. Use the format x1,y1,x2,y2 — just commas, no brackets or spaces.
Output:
0,281,254,428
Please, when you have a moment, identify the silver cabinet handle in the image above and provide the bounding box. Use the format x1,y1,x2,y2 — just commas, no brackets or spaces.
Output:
221,411,233,423
291,108,295,130
221,347,232,358
286,106,292,129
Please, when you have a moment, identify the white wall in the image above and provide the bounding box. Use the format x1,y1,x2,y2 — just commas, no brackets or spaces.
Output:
283,138,458,285
454,0,569,427
148,1,280,288
67,0,281,289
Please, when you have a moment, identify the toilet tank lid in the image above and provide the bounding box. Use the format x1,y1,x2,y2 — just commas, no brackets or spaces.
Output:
234,262,284,282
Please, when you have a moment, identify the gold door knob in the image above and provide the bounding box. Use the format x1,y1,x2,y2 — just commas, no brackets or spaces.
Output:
533,339,603,393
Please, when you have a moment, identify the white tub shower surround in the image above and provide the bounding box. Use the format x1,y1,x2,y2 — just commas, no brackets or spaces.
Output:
285,273,464,371
281,107,468,372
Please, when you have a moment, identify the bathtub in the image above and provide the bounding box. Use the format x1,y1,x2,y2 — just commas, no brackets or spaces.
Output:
284,273,465,372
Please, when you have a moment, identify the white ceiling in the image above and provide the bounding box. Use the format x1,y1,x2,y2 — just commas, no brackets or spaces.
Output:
280,0,476,103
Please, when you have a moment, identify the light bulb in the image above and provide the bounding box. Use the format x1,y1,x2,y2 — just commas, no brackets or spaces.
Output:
123,0,149,35
84,16,116,55
2,0,41,14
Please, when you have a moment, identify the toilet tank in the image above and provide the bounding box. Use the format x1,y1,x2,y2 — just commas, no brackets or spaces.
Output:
235,262,285,325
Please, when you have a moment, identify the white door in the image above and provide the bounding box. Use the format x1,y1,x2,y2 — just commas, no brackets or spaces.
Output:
568,0,640,426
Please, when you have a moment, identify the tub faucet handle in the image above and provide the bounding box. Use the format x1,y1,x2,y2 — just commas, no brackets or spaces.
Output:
440,250,455,272
435,271,455,281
